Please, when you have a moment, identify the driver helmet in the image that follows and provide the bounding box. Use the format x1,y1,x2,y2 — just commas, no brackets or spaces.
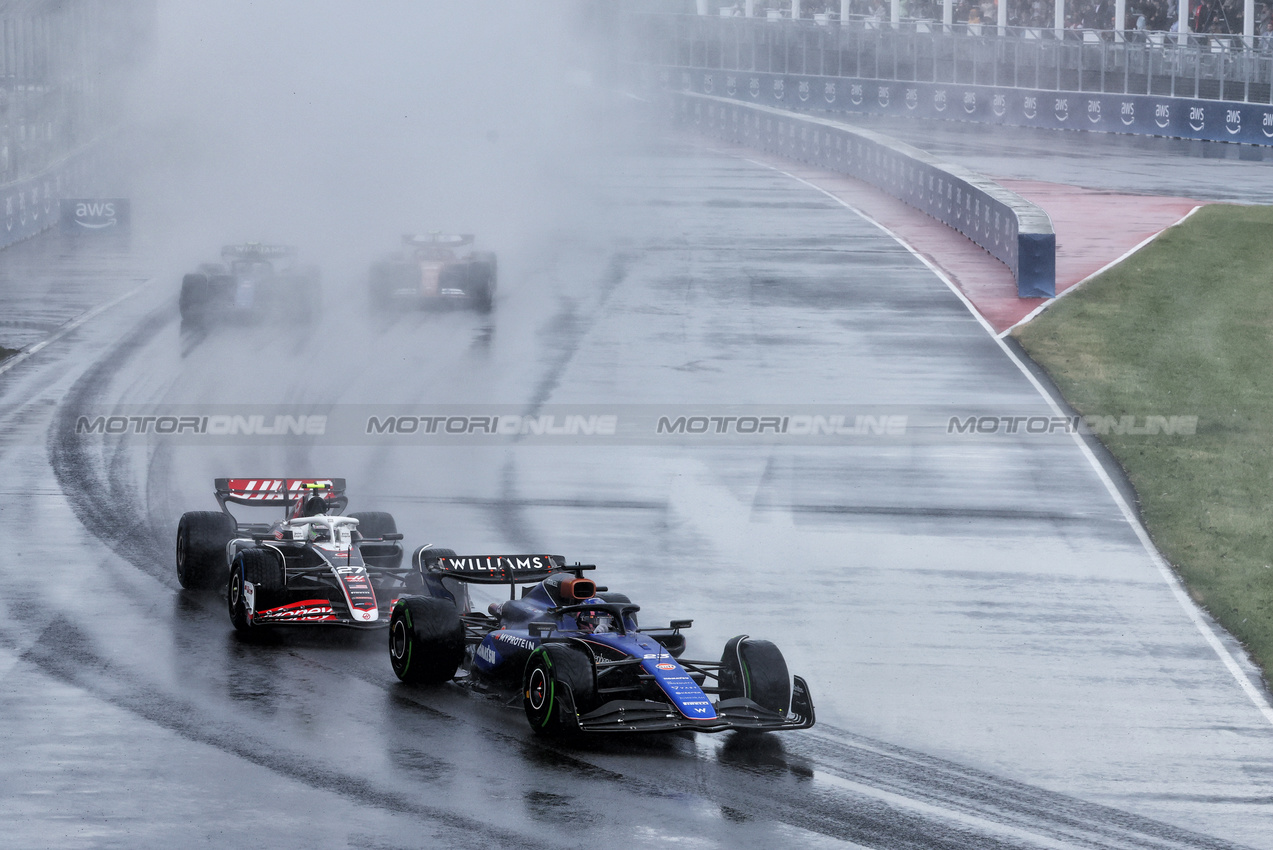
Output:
301,493,328,517
575,597,614,634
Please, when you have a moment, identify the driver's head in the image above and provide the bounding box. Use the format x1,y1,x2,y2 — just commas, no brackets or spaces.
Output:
302,493,328,516
575,597,613,634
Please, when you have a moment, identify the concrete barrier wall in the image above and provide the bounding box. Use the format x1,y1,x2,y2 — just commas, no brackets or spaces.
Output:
0,145,104,250
671,90,1056,297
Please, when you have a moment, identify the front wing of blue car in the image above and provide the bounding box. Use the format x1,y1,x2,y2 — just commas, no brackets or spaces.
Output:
573,675,815,734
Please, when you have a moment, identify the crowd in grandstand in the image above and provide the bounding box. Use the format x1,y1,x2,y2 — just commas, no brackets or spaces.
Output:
761,0,1272,34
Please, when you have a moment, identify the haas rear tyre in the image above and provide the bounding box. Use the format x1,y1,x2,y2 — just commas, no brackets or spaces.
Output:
176,511,236,590
228,549,285,632
719,636,792,716
350,511,402,570
523,644,597,737
389,597,464,684
349,511,397,539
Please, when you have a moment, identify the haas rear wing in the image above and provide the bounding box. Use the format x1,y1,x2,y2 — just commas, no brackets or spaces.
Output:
214,478,348,513
415,550,578,585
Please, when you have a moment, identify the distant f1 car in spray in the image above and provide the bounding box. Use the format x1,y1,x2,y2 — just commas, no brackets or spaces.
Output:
389,550,815,736
179,243,322,327
369,233,496,312
175,478,414,631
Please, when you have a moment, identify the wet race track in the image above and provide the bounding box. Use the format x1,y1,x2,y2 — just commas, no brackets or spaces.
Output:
2,112,1273,848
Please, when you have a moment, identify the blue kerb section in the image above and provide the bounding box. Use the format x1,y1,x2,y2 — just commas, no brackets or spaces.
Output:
670,89,1056,299
1018,232,1057,299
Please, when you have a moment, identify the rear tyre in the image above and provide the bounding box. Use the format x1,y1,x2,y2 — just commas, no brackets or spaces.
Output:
389,597,464,684
523,644,596,737
718,636,792,716
176,511,236,590
349,511,397,539
179,273,208,325
468,260,495,313
414,546,457,568
350,511,402,570
228,549,284,632
369,261,395,309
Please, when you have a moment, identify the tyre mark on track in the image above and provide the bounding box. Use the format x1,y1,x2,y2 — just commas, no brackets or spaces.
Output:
16,618,554,850
48,304,176,579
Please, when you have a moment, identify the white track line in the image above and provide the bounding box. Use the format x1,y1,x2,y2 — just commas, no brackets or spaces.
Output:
998,204,1206,338
727,149,1273,727
0,279,153,378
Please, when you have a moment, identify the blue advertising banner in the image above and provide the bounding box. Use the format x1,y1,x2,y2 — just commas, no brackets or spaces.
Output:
665,67,1273,147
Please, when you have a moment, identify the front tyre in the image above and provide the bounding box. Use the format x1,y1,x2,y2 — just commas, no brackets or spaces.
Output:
228,549,284,632
389,597,464,684
719,636,792,717
523,644,596,737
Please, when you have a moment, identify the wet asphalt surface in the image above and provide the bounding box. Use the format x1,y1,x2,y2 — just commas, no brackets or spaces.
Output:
2,120,1273,848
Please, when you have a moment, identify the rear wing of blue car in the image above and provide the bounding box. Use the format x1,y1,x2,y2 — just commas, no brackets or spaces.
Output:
414,550,580,584
221,243,297,260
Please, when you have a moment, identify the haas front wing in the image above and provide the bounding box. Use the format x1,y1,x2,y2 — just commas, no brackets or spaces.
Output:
245,566,394,627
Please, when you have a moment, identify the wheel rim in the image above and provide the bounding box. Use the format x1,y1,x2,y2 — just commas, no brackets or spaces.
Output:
229,569,241,607
528,666,548,711
391,620,407,661
176,530,187,576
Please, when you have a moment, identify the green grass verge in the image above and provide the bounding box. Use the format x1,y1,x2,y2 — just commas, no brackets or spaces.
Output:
1014,203,1273,681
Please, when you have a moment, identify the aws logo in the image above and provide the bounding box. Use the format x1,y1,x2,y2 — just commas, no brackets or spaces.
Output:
60,198,129,233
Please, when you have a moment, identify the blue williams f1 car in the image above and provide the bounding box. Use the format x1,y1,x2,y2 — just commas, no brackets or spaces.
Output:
388,550,815,736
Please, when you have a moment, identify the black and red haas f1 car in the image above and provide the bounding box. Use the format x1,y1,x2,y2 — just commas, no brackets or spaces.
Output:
175,478,413,631
368,233,496,312
388,551,815,736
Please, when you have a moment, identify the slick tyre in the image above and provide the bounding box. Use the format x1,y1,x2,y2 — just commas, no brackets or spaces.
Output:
179,273,209,324
349,511,397,539
228,549,285,632
350,511,402,570
719,636,792,716
468,261,495,313
389,597,464,684
523,644,596,737
176,511,236,590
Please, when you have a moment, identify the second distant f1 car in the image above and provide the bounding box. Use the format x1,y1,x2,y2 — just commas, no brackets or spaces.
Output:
369,233,496,312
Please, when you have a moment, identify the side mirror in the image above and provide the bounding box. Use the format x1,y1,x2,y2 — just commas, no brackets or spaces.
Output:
382,532,404,541
669,619,693,631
